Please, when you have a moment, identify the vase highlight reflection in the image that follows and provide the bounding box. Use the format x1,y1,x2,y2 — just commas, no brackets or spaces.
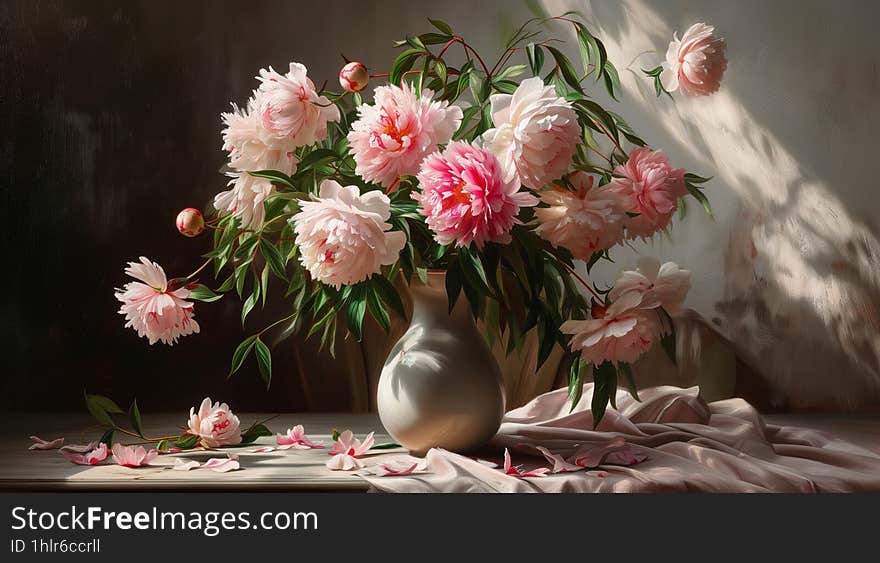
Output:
377,271,506,456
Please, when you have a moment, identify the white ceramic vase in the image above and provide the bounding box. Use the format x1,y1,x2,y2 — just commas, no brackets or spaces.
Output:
377,271,506,456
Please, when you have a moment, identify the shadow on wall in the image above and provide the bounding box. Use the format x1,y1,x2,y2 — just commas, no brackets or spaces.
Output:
539,0,880,409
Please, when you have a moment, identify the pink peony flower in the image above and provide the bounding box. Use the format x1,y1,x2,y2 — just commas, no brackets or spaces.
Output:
29,436,64,450
339,61,369,93
609,256,691,314
292,180,406,289
111,444,158,468
115,257,199,346
176,208,205,237
61,442,108,466
414,141,538,248
276,425,325,449
503,449,550,478
256,63,340,147
661,23,727,97
326,430,375,471
187,397,242,448
483,77,580,190
534,172,627,260
607,147,686,240
221,95,299,174
561,290,661,366
347,83,462,188
213,173,276,228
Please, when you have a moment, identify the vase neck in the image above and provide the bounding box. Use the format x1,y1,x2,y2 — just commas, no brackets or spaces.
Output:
409,271,473,328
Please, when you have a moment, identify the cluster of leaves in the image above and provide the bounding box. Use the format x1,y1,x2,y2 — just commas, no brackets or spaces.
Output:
199,14,713,427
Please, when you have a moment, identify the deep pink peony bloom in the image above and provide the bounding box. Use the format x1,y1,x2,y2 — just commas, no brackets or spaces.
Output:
534,172,627,260
115,257,200,346
414,141,538,248
347,83,462,188
256,63,340,147
292,180,406,289
111,444,158,468
609,256,691,314
187,397,242,448
561,290,660,366
608,147,686,240
483,77,580,190
661,23,727,97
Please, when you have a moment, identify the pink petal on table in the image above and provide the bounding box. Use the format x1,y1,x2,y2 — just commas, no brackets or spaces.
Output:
29,436,65,450
200,457,241,473
172,459,201,471
535,446,583,473
61,443,108,466
376,462,419,476
276,425,325,449
60,441,98,454
326,453,364,471
502,448,549,478
111,444,158,468
572,438,646,468
249,446,276,453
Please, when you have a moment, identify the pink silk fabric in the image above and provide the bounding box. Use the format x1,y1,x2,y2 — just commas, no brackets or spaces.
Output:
362,384,880,492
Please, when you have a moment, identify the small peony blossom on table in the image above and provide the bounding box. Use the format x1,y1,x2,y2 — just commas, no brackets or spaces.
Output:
339,61,369,93
483,77,580,190
609,257,691,314
608,147,687,240
661,23,727,97
111,444,158,468
414,141,538,248
29,436,64,450
256,63,340,147
276,425,325,449
115,257,200,346
535,172,627,260
61,442,108,466
293,180,406,289
326,430,375,471
187,397,242,448
347,83,462,188
176,208,205,237
561,290,661,366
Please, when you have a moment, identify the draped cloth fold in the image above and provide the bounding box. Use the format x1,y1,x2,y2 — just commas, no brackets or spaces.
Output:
361,384,880,492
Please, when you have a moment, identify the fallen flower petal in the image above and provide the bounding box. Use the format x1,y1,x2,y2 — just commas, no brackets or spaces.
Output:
502,449,550,478
111,444,158,468
326,430,375,471
276,425,325,449
536,438,646,474
172,459,202,471
249,446,276,453
29,436,64,450
61,443,108,466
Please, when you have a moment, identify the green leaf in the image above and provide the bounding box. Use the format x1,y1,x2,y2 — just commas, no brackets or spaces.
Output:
591,361,617,428
99,429,115,447
453,105,481,140
433,58,447,85
602,62,621,101
260,264,269,308
229,335,258,377
296,148,337,173
496,64,528,80
658,307,677,366
85,393,124,428
188,284,223,302
248,170,295,189
568,357,585,412
369,442,402,450
390,48,422,85
468,69,487,104
458,245,490,294
174,434,200,449
618,362,641,401
526,43,545,76
686,183,715,219
241,287,258,326
254,338,272,389
367,289,391,334
345,293,367,341
156,439,171,452
445,259,463,313
260,238,288,280
428,18,453,35
128,399,144,438
546,46,583,93
241,423,273,445
372,275,406,319
642,65,664,78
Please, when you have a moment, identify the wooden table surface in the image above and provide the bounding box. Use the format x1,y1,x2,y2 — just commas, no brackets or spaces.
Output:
3,412,878,491
0,413,398,491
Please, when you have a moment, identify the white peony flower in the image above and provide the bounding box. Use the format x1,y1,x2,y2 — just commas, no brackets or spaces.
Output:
483,77,580,190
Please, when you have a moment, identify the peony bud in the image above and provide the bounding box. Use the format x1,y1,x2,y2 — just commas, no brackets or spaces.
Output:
176,208,205,237
339,62,369,93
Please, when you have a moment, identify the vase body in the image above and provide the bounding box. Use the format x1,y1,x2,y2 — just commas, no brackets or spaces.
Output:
377,271,505,455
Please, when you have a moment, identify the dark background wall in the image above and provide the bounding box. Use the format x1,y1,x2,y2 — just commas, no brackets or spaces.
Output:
0,0,525,413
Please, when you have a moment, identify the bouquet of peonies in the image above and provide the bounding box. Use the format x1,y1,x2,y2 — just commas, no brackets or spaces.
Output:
116,16,725,424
